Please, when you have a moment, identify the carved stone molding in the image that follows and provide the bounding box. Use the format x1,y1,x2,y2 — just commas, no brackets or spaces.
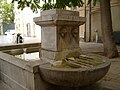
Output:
71,27,79,38
59,27,67,38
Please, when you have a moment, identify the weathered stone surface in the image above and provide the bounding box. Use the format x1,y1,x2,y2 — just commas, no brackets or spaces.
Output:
39,54,111,87
0,9,112,90
41,48,81,60
34,14,85,26
0,52,46,90
34,9,85,60
33,9,110,89
41,25,80,52
41,26,57,51
34,9,85,25
0,80,12,90
0,42,41,51
41,9,79,16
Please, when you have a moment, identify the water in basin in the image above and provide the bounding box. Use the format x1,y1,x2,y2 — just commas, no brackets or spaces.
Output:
3,48,40,61
15,52,40,61
51,54,105,69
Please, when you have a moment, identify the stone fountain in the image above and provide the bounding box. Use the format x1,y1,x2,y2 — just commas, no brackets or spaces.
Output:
34,9,110,89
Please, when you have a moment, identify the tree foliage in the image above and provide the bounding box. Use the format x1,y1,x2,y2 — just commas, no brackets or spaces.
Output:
12,0,84,12
0,0,14,24
88,0,98,6
12,0,41,13
12,0,101,12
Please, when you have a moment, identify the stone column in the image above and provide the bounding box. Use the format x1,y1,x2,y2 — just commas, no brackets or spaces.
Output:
34,9,85,60
0,19,3,35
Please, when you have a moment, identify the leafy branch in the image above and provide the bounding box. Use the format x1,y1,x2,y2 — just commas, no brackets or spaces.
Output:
0,0,14,24
12,0,85,12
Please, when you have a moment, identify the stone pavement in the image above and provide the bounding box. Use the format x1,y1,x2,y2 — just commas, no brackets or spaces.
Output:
91,57,120,90
0,35,41,45
0,41,120,90
80,42,120,53
80,42,120,90
101,58,120,90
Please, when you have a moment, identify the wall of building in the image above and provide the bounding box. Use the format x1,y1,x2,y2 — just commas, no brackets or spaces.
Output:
111,4,120,32
90,9,102,42
79,0,120,42
79,8,85,39
3,23,15,34
0,19,3,35
14,2,41,38
0,52,35,90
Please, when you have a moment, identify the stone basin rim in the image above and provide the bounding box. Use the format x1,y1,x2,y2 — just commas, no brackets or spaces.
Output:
39,54,111,87
39,54,111,71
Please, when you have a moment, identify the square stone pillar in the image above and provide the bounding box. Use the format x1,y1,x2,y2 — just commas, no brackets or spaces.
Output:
34,9,85,60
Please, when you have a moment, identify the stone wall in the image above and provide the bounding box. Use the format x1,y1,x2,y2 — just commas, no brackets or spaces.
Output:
0,52,34,90
0,52,45,90
0,35,16,44
0,51,93,90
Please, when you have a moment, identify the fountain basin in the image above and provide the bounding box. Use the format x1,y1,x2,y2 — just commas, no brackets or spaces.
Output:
39,54,110,87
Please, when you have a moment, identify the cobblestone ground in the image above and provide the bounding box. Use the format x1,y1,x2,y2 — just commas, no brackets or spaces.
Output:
0,41,120,90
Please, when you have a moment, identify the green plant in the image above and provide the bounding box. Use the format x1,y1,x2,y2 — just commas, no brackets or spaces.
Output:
12,0,84,12
0,0,14,24
12,0,41,13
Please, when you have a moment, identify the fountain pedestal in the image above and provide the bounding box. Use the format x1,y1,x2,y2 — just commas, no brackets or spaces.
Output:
34,9,110,90
34,9,85,60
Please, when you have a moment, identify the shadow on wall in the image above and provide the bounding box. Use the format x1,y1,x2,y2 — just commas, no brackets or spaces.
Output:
114,31,120,45
3,23,15,34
